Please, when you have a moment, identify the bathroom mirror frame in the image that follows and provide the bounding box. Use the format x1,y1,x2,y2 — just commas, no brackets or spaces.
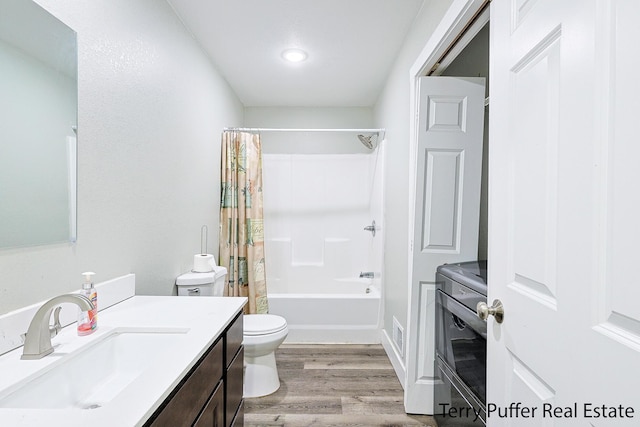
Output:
0,0,78,249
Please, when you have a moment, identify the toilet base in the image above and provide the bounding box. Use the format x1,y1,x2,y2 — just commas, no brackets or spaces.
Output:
243,351,281,398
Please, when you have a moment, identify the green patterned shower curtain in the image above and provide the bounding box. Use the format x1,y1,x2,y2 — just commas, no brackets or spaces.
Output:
219,131,269,314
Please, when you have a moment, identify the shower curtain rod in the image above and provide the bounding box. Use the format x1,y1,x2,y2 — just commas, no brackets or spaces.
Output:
223,127,386,136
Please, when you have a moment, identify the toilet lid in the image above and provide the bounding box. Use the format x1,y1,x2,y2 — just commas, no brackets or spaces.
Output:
244,314,287,336
176,266,227,285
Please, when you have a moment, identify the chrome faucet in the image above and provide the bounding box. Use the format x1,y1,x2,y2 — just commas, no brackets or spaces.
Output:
21,294,94,360
359,272,374,279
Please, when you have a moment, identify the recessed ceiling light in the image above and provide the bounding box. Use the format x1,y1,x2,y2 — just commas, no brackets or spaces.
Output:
281,48,308,63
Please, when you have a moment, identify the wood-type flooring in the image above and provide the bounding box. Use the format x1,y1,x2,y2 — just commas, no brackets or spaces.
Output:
244,344,437,427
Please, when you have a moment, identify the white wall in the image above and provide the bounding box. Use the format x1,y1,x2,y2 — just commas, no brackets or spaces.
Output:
374,0,456,361
0,0,243,315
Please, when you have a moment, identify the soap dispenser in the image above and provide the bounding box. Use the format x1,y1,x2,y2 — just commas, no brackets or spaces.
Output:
77,271,98,336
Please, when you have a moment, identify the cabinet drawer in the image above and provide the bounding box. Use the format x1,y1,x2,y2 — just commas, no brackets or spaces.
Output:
148,337,224,427
226,346,244,427
225,313,243,368
193,380,225,427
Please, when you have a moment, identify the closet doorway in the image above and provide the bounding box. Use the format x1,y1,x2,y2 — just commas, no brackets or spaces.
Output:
404,5,489,414
434,18,489,261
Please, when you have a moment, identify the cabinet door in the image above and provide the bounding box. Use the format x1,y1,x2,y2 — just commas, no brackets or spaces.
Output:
230,401,244,427
225,313,243,368
226,347,244,427
194,381,224,427
147,338,223,427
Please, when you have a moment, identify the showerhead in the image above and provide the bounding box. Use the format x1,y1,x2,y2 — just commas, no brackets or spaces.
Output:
358,134,376,149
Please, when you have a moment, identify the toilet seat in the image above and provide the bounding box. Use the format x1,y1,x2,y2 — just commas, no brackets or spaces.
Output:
244,314,287,336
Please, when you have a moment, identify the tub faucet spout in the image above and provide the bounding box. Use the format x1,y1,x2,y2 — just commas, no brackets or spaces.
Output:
359,272,374,279
21,293,94,360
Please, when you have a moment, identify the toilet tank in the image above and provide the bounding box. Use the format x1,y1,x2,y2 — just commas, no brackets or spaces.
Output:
176,266,227,296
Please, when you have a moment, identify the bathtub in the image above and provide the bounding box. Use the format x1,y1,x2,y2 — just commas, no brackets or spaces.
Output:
267,278,381,343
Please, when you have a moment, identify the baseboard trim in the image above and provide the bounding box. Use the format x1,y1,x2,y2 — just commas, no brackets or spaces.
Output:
381,328,406,390
285,326,380,344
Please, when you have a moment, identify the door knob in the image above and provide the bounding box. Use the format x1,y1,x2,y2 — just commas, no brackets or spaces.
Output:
477,299,504,323
364,220,376,237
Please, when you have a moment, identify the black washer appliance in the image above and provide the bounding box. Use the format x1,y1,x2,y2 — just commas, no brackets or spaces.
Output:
434,260,487,426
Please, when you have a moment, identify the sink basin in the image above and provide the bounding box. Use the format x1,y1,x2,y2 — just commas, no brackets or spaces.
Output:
0,328,188,409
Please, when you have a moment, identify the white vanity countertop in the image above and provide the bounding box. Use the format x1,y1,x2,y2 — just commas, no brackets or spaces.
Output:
0,295,246,427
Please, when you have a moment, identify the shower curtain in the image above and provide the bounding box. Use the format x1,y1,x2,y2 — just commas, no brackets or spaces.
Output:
219,131,269,314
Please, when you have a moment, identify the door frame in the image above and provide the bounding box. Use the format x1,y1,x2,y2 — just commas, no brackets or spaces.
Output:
404,0,488,414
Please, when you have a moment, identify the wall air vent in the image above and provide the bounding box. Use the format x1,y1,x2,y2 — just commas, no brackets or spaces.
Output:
392,316,404,357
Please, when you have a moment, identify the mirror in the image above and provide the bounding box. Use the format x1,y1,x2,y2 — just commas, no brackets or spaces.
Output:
0,0,78,249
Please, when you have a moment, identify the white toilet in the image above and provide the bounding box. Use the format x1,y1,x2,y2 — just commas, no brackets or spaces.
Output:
242,313,288,398
176,268,288,398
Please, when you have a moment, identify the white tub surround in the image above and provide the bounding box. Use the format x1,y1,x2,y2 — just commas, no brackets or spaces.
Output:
262,150,385,343
0,295,246,426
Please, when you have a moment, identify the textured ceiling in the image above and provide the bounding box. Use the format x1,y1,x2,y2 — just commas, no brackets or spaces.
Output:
167,0,424,107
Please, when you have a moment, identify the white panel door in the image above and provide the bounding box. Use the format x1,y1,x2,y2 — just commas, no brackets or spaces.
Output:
405,76,485,413
489,0,640,425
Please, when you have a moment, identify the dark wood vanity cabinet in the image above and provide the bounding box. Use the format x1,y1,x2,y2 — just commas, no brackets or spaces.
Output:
145,312,244,427
224,312,243,427
193,380,224,426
